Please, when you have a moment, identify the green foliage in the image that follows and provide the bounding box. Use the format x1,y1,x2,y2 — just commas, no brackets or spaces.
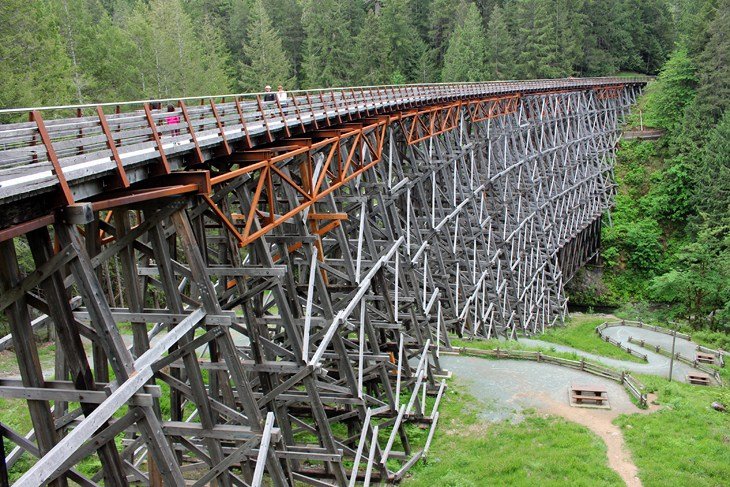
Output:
691,329,730,351
301,0,356,88
691,0,730,129
238,0,295,91
615,374,730,487
485,4,515,79
378,0,430,83
650,224,730,330
429,0,467,70
0,0,682,109
694,105,730,224
118,0,231,99
265,0,305,80
441,3,488,82
0,0,73,112
579,0,632,76
603,1,730,338
642,48,698,133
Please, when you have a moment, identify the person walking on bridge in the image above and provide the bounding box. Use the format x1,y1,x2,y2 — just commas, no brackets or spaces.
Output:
263,85,275,102
277,85,288,106
165,104,180,136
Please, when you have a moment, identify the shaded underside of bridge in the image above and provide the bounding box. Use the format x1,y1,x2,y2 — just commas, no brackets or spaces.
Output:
0,78,644,486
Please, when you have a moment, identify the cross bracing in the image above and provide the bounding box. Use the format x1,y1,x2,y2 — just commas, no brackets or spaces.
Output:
0,78,643,485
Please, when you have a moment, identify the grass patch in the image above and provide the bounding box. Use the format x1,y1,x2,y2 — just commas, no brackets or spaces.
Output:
404,380,624,486
538,314,645,363
614,375,730,487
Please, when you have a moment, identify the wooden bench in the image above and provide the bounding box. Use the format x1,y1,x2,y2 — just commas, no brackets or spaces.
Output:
569,384,610,409
686,372,711,386
696,352,716,365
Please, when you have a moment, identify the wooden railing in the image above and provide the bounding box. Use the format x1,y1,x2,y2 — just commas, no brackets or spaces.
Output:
0,77,648,201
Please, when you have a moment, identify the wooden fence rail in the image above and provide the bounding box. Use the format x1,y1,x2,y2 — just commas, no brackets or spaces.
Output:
626,337,724,385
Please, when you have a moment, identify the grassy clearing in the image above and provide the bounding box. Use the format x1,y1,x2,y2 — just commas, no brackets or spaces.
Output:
538,314,645,363
404,380,624,486
614,375,730,487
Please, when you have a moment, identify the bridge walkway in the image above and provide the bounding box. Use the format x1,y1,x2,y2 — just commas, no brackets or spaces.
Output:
0,77,646,239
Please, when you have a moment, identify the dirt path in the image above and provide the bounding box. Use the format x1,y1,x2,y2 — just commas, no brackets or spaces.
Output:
528,391,658,487
442,356,659,487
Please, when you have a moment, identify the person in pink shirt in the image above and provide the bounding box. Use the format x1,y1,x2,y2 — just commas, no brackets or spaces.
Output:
165,104,181,136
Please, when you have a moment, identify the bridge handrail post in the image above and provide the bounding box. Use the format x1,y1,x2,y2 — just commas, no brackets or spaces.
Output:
329,90,343,123
304,92,319,130
30,110,74,206
178,100,204,164
209,98,232,155
273,94,291,137
255,94,275,141
96,105,130,188
347,88,358,119
233,96,253,149
142,102,170,175
290,93,306,132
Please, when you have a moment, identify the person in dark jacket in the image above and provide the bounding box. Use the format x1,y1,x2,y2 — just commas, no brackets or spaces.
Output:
263,85,275,102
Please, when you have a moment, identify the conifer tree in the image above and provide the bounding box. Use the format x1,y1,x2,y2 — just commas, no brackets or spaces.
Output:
266,0,305,80
239,0,294,92
554,0,585,75
353,10,391,85
580,0,629,75
122,0,231,98
0,0,73,111
227,0,252,65
693,0,730,126
301,0,355,88
442,3,489,82
485,5,515,79
378,0,430,83
511,0,555,78
429,0,467,69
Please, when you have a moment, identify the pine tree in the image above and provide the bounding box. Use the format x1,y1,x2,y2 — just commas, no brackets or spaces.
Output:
694,0,730,126
86,13,141,101
510,0,560,79
696,111,730,224
227,0,252,64
485,5,515,79
0,0,73,111
301,0,355,88
266,0,305,81
55,0,96,103
621,0,674,74
238,0,294,91
121,3,157,98
122,0,232,98
442,3,489,82
353,10,391,85
197,19,234,95
580,0,630,75
643,48,698,133
379,0,430,83
554,0,585,75
429,0,468,70
54,0,141,103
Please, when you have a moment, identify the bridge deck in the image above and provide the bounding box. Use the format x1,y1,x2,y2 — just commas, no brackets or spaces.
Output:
0,77,646,234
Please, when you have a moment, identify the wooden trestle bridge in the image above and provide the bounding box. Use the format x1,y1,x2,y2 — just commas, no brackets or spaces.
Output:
0,77,645,486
